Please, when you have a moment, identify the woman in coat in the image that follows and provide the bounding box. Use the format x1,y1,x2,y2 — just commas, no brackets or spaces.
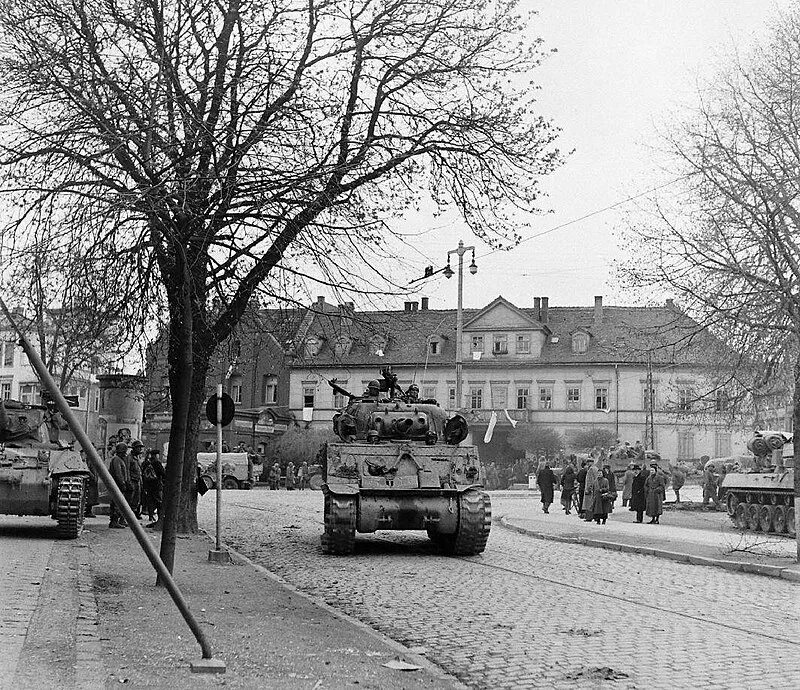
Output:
630,464,648,523
536,462,558,513
560,464,576,514
621,464,635,507
582,460,600,522
645,463,667,523
591,473,612,524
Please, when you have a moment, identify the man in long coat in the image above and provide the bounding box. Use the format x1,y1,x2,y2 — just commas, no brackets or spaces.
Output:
645,463,667,523
560,463,577,514
583,459,600,522
630,464,648,523
108,442,130,529
536,462,558,513
621,464,635,507
575,460,588,518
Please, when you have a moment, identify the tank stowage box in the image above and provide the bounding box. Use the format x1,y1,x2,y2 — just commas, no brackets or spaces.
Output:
722,431,795,537
321,370,491,555
0,399,90,538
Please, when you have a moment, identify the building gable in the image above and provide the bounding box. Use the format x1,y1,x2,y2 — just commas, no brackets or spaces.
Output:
464,296,543,332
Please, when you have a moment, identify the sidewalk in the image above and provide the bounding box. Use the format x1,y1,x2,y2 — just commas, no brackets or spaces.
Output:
493,492,800,582
2,516,464,689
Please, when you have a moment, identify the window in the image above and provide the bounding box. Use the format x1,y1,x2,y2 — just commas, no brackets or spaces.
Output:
677,387,693,412
19,383,39,405
538,387,552,409
262,376,278,404
0,381,10,400
517,388,529,409
333,336,351,357
715,390,729,412
333,380,348,409
231,384,242,404
303,386,315,408
642,386,656,411
677,431,695,460
471,335,484,352
715,432,731,457
492,334,508,354
428,340,440,355
595,387,608,410
448,387,456,408
422,386,436,400
516,334,531,354
491,386,507,409
93,390,100,411
469,387,483,409
2,342,14,367
571,333,589,354
567,387,581,410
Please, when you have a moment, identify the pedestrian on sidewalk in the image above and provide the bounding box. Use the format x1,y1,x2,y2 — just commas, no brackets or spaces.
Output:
621,463,635,507
560,462,576,514
645,462,666,524
108,442,130,529
702,464,719,510
128,440,144,519
630,464,648,523
592,470,613,524
536,461,557,513
583,458,600,522
670,463,686,503
575,459,588,518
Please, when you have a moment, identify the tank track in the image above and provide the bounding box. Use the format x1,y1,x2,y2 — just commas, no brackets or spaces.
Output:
432,489,492,556
55,475,86,539
727,492,795,537
321,493,357,555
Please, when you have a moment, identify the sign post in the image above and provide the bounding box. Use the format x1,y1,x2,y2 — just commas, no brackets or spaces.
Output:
206,388,234,564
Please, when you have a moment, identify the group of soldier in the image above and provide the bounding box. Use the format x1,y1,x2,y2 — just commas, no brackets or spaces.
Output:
267,460,311,490
107,440,165,528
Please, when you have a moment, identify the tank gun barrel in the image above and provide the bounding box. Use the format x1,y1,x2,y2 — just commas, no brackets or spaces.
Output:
328,379,355,400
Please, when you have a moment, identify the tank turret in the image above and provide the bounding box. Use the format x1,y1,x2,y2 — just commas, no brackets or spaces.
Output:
321,369,490,556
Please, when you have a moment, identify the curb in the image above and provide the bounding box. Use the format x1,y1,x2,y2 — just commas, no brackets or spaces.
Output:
496,516,800,583
198,529,469,690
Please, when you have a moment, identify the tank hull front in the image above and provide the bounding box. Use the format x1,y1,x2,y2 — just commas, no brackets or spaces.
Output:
0,468,51,516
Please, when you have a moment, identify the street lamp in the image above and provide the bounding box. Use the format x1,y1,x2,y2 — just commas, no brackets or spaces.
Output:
444,240,477,412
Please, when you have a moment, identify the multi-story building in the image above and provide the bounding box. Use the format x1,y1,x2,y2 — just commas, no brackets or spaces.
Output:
287,295,751,464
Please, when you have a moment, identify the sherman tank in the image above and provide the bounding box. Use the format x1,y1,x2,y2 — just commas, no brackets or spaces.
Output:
0,399,90,538
722,431,795,537
321,369,491,556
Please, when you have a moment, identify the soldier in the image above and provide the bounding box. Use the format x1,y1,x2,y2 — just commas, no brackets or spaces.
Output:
285,461,296,490
127,440,145,518
702,464,719,510
269,461,281,490
108,442,130,529
141,449,165,523
297,461,309,490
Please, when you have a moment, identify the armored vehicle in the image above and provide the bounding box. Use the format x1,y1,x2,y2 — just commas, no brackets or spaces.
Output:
321,370,491,556
722,431,795,537
0,399,90,538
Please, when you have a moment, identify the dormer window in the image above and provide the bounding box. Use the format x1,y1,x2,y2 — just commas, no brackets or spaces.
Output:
304,337,322,358
369,334,387,356
333,335,352,357
571,332,589,354
428,339,440,355
492,334,508,354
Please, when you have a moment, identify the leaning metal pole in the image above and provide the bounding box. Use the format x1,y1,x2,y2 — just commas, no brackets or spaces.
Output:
0,298,220,666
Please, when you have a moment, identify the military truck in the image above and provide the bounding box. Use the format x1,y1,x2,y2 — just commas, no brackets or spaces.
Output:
321,370,491,556
0,399,90,538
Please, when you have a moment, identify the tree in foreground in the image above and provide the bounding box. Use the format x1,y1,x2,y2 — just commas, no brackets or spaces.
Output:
0,0,563,573
619,7,800,555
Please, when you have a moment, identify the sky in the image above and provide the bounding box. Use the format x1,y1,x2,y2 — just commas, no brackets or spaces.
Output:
341,0,792,314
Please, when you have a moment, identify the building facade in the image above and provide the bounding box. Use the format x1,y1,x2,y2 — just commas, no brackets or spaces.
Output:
286,295,751,464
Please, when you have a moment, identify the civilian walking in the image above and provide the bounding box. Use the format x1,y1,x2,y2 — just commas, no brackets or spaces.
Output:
560,463,576,514
536,462,558,513
621,464,635,507
630,464,648,523
645,463,667,524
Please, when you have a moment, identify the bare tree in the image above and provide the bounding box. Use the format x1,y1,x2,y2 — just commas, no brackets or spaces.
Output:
619,7,800,555
508,424,562,460
0,0,563,573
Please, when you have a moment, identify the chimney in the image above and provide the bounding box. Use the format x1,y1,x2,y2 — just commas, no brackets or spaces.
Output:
665,298,675,309
594,296,603,326
540,297,549,323
316,295,325,305
533,297,541,320
421,297,429,310
404,301,419,312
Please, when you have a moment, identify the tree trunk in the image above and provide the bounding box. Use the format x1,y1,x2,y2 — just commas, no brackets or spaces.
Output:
793,354,800,562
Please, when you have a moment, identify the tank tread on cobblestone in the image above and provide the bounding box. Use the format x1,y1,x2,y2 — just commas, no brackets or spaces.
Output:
722,431,795,537
0,400,90,538
321,370,491,556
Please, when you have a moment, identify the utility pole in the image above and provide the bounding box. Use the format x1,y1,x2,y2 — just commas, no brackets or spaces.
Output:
443,240,477,412
645,353,655,449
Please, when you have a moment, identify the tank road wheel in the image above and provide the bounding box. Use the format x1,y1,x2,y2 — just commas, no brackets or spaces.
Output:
726,493,739,519
321,494,356,555
734,503,748,531
772,506,787,534
222,476,240,490
757,505,774,533
56,475,86,539
747,503,761,531
787,507,797,538
436,490,492,557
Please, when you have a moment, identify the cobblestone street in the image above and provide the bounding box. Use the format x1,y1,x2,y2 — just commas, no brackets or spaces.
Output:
198,489,800,689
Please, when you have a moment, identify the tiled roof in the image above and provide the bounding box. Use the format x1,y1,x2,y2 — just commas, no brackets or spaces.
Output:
289,299,721,368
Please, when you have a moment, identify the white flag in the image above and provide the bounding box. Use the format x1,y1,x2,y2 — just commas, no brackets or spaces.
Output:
484,410,498,443
503,409,518,428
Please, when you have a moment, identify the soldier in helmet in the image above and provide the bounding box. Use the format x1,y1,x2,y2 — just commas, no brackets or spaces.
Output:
109,442,131,529
406,383,420,402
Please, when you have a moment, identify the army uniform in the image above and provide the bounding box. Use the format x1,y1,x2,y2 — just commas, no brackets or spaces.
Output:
108,443,130,528
128,441,144,518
